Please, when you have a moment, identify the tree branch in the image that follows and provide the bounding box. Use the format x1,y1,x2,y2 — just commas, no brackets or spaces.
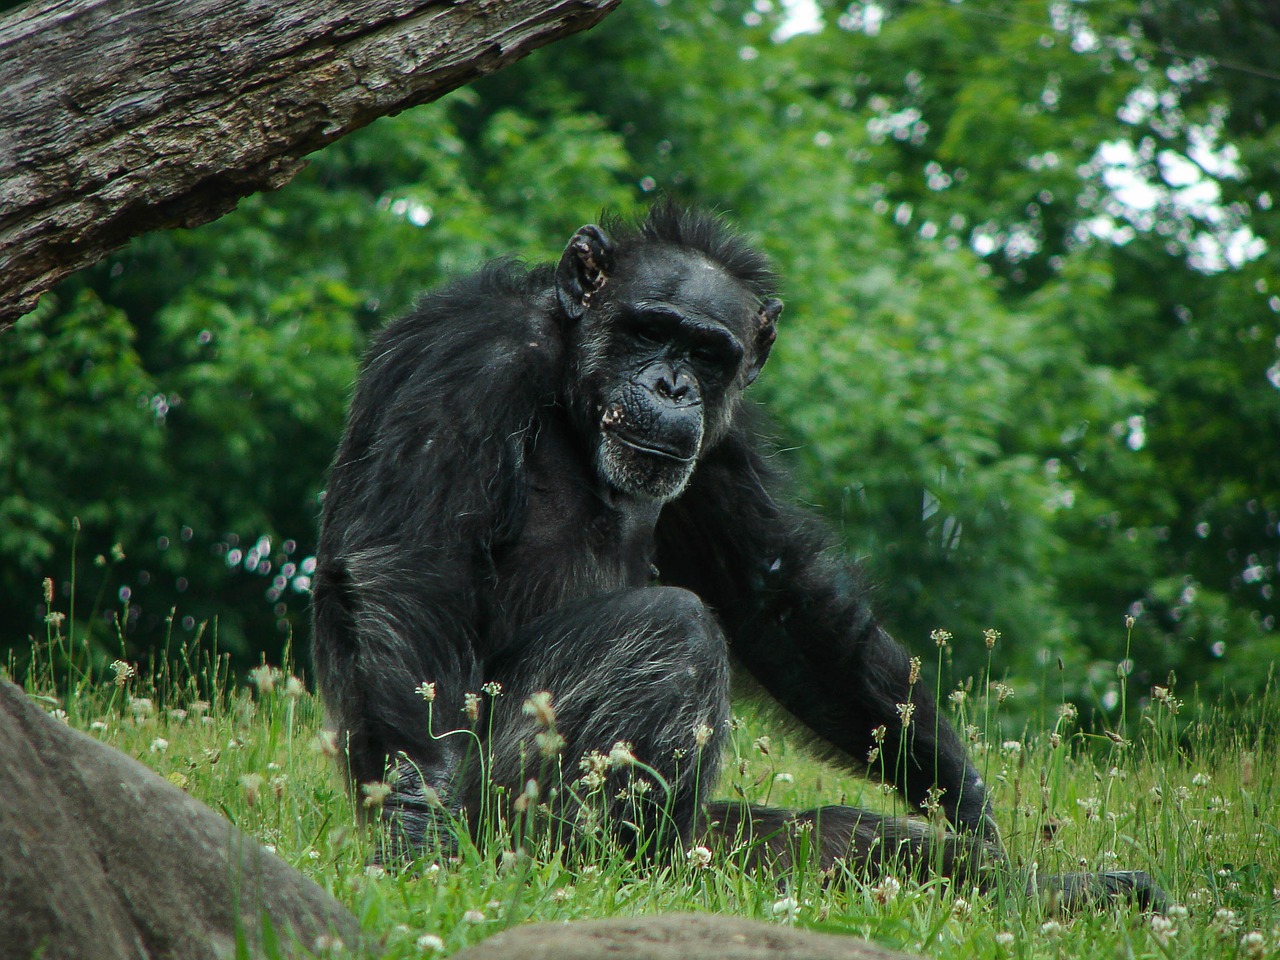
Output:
0,0,619,329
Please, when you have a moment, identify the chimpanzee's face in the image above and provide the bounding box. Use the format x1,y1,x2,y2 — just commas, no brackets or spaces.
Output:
563,240,778,502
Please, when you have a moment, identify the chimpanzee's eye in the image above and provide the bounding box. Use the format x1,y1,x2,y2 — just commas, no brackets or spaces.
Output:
692,345,722,365
632,315,671,345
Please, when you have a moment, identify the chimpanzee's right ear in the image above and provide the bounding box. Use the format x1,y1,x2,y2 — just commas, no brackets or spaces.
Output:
556,224,616,322
744,297,783,386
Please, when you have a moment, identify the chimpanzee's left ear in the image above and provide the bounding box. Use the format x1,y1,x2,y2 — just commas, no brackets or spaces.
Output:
745,297,783,386
556,224,616,322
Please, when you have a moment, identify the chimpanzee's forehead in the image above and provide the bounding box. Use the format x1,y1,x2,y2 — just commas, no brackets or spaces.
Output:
615,246,759,326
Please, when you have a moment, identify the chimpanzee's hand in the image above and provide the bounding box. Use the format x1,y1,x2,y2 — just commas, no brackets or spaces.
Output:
1030,870,1168,915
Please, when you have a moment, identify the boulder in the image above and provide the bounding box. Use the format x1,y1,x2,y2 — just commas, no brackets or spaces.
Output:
451,913,919,960
0,680,361,960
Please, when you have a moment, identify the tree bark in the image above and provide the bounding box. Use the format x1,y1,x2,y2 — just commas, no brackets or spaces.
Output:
0,0,619,330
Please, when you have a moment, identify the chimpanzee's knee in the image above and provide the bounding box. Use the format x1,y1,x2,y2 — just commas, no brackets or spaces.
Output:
608,585,727,681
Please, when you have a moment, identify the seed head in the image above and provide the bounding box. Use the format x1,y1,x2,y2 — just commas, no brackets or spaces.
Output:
1240,931,1266,959
578,751,608,790
111,660,136,686
1103,728,1130,747
311,935,344,955
693,722,715,747
931,628,952,647
907,656,921,685
313,730,340,758
523,691,556,728
1149,914,1177,946
361,781,392,809
1152,685,1182,713
922,784,946,818
871,876,900,904
513,779,539,813
462,692,481,723
249,665,279,695
895,702,915,728
616,778,652,800
241,773,264,806
753,735,771,756
983,628,1001,650
481,681,503,697
771,895,799,920
416,681,436,702
535,730,565,757
687,845,713,869
43,578,54,604
608,740,636,767
1211,908,1239,937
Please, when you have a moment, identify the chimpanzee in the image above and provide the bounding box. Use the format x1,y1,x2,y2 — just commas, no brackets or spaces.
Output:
312,203,1162,908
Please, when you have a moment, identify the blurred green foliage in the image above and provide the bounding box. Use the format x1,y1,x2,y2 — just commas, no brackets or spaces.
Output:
2,0,1277,722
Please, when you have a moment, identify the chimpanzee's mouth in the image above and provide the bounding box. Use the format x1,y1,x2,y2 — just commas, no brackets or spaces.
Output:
604,429,696,464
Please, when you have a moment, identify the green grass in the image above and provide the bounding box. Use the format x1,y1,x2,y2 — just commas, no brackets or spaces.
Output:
10,600,1280,959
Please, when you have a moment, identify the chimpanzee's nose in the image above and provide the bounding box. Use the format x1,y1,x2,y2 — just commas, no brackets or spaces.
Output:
656,367,695,402
650,363,701,404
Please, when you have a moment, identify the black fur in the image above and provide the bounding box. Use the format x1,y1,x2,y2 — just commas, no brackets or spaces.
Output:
312,204,1162,910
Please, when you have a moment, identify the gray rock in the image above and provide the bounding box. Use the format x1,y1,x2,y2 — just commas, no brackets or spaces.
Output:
450,914,919,960
0,680,361,960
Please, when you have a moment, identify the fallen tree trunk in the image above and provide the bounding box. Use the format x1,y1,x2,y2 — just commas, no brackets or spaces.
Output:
0,0,619,329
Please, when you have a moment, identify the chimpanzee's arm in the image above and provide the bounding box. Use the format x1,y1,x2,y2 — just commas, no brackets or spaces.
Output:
655,418,998,843
312,264,562,854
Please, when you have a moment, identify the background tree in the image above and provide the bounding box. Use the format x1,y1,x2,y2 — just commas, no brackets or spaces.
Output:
4,0,1276,723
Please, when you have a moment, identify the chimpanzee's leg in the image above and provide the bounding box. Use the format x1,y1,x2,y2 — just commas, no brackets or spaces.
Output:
475,586,731,857
701,802,998,888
